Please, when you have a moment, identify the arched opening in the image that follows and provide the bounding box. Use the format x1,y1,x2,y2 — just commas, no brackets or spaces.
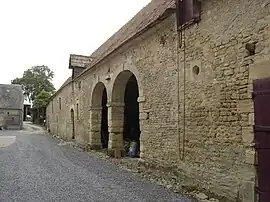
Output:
101,88,109,148
90,82,108,150
124,75,140,156
71,109,75,139
110,70,140,158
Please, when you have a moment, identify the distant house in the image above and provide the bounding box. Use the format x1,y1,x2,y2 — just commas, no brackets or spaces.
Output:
0,84,24,130
23,99,32,121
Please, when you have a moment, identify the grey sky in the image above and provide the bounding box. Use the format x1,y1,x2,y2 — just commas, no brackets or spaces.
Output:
0,0,151,89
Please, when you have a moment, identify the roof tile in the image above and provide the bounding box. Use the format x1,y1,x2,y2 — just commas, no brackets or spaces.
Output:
87,0,175,69
54,0,175,95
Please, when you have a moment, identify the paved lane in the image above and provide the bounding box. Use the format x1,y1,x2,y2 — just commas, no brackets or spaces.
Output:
0,123,193,202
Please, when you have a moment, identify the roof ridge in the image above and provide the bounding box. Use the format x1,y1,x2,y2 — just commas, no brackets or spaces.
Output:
53,0,175,97
84,0,175,72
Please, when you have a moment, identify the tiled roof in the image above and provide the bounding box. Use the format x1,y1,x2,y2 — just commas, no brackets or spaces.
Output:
59,77,72,91
50,76,72,99
53,0,175,97
82,0,175,73
69,54,92,69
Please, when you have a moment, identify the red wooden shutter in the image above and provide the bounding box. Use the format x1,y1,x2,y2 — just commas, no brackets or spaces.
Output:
176,0,201,29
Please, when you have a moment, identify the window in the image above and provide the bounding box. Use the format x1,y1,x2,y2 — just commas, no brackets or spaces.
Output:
176,0,201,29
78,81,81,89
192,65,200,75
59,97,62,110
76,103,79,120
52,101,54,113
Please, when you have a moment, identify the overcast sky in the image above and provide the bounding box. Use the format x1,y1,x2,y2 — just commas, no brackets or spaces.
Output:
0,0,151,90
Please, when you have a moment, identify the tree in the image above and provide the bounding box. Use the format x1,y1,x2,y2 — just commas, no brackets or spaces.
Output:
12,65,55,124
11,65,55,104
35,90,52,108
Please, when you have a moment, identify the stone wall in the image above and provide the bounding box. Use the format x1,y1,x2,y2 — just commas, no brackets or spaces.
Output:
47,83,74,141
0,84,24,129
46,0,270,201
0,109,23,129
176,0,270,201
0,84,24,110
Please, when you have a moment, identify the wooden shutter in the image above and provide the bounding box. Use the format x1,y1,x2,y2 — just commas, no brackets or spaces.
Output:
176,0,201,29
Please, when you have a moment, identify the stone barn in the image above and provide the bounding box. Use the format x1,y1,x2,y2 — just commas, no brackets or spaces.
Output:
0,84,24,130
46,0,270,201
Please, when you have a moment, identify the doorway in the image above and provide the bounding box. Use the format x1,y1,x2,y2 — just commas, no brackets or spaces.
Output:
123,74,140,157
253,78,270,201
101,88,109,148
71,109,75,139
90,82,108,150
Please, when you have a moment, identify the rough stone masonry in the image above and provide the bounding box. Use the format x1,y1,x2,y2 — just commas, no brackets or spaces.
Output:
46,0,270,201
0,84,24,130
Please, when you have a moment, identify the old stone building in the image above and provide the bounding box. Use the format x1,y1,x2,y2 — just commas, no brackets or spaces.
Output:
0,84,24,130
46,0,270,201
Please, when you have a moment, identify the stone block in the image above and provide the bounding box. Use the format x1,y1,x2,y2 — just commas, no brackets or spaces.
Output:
245,149,255,165
237,100,254,113
249,60,270,80
248,113,254,126
240,181,256,202
224,69,234,76
242,127,254,144
107,148,125,158
108,127,124,133
90,124,101,131
137,96,146,103
140,112,149,120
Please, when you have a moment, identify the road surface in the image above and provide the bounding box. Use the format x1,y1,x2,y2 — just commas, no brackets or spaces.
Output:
0,123,193,202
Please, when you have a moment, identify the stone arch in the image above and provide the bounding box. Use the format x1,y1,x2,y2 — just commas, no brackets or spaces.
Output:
91,82,107,107
89,82,109,149
108,64,144,101
111,70,138,103
108,69,142,157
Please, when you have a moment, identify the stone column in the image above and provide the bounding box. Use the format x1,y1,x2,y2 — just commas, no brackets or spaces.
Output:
107,102,125,158
89,107,102,150
137,96,146,159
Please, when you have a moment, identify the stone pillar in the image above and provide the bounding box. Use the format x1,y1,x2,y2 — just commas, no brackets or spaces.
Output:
107,102,125,158
89,107,102,150
137,96,146,159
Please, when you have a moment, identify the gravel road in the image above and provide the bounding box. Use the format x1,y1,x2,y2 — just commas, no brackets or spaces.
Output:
0,123,193,202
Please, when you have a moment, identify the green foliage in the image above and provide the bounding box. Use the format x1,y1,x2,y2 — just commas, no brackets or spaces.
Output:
35,90,52,108
11,65,55,106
